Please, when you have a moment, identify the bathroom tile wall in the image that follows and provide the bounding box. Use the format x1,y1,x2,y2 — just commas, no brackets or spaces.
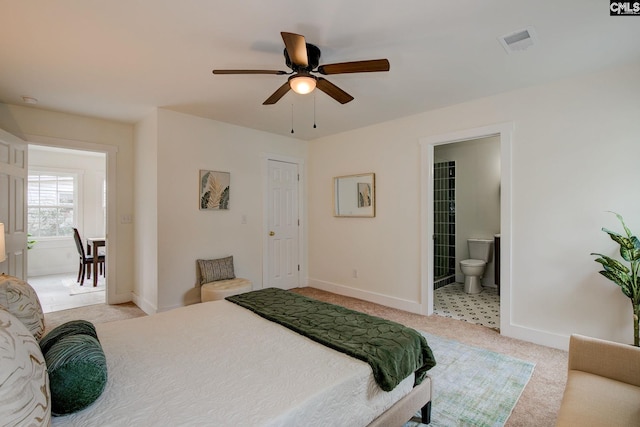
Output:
434,161,456,289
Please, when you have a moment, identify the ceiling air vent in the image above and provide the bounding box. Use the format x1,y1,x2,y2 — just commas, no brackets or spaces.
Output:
499,27,537,54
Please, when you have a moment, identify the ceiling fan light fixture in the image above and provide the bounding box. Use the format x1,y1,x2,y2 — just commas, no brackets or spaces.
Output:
289,75,316,95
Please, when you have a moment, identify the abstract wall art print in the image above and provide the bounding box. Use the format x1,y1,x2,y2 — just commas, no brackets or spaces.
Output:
357,182,372,208
199,170,230,210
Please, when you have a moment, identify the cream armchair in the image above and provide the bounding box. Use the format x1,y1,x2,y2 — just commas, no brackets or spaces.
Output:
556,334,640,426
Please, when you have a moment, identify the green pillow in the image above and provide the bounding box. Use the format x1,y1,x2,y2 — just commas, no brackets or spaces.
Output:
44,334,107,416
39,320,98,355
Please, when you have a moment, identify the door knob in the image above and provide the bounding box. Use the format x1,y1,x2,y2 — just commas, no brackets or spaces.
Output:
269,231,275,236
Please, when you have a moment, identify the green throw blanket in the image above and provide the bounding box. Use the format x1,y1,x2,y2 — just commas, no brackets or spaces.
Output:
226,288,436,392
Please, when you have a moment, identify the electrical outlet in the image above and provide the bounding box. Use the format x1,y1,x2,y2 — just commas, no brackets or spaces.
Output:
352,269,358,278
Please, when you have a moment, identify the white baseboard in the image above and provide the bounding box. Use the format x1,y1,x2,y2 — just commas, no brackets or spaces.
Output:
131,292,157,315
308,278,569,351
307,278,422,314
157,296,200,313
28,268,76,277
501,322,569,351
108,292,133,305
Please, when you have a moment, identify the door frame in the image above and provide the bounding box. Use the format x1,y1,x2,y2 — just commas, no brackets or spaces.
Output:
0,127,28,278
261,153,305,289
419,122,513,334
24,133,119,305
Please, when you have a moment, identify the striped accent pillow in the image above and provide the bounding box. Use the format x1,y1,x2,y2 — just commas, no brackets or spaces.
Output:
198,256,235,284
0,308,51,426
44,333,108,416
0,274,45,340
40,319,98,355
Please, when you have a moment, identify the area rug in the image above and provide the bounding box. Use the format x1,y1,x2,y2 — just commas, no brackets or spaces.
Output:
63,278,105,295
404,332,535,427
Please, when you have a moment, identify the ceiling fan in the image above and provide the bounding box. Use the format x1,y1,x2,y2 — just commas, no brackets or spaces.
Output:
212,32,390,105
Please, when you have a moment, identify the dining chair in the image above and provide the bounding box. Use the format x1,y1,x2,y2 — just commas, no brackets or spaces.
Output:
72,228,105,285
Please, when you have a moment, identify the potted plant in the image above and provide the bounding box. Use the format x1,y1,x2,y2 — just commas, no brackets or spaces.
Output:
27,233,36,250
592,212,640,347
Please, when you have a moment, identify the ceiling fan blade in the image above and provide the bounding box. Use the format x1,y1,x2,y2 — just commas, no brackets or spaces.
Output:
281,32,308,67
316,78,354,104
263,82,291,105
212,69,288,75
317,59,390,75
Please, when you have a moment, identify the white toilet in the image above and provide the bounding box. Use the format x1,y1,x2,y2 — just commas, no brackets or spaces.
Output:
460,239,493,294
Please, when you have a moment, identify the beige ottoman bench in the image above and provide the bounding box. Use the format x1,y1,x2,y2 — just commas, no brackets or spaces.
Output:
201,278,252,302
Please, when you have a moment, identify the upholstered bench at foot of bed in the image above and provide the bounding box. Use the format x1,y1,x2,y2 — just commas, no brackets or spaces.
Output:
201,278,252,302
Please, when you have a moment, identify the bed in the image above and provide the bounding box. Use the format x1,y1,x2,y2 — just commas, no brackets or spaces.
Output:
2,282,435,427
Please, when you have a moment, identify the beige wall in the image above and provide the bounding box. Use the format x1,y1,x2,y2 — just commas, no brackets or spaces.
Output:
308,62,640,349
132,111,159,313
0,103,135,301
138,109,308,312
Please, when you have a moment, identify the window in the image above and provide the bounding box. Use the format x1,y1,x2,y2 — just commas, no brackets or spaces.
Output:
28,171,77,238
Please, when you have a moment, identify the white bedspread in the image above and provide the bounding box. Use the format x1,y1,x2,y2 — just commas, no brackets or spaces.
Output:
52,300,413,426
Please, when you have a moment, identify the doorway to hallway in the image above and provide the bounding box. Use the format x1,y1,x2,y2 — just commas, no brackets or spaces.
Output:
27,144,107,312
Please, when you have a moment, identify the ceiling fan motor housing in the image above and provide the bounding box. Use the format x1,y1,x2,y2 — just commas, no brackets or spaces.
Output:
284,43,321,72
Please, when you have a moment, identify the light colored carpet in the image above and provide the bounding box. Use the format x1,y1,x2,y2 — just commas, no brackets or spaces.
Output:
405,332,535,427
43,301,145,336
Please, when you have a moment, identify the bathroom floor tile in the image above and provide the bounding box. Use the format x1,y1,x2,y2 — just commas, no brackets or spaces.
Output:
434,283,499,330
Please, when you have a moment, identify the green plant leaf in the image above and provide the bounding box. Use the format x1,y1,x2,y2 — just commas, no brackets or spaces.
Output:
598,270,631,296
593,253,630,274
630,236,640,261
620,246,637,263
603,228,634,249
611,211,634,238
621,282,633,298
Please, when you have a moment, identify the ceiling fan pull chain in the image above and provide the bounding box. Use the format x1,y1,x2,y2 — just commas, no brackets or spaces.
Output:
291,104,294,134
313,94,317,129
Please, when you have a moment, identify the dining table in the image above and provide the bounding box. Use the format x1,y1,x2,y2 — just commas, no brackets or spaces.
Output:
86,237,106,287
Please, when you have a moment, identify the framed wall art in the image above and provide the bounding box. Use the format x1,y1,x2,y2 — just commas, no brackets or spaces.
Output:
333,173,375,217
199,170,230,210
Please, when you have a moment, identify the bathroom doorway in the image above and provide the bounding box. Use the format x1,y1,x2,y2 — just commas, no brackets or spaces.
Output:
432,138,500,328
420,123,512,333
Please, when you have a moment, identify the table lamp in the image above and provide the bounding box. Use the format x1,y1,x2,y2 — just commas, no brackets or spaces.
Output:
0,223,6,263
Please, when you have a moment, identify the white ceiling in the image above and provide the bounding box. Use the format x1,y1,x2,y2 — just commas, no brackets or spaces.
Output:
1,1,639,141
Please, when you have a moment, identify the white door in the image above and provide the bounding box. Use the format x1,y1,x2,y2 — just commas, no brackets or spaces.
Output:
267,160,299,289
0,128,28,279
